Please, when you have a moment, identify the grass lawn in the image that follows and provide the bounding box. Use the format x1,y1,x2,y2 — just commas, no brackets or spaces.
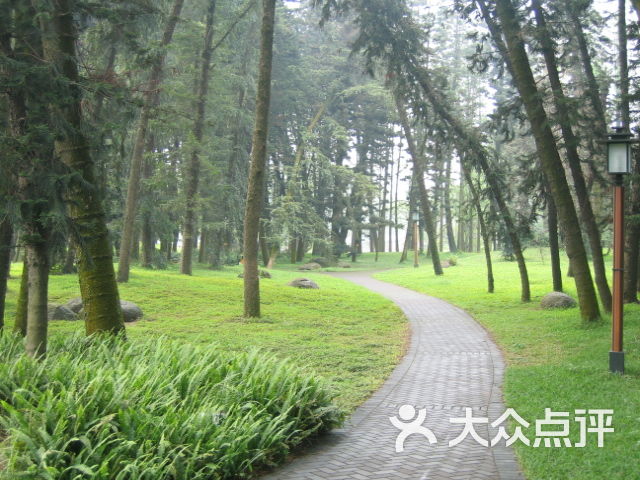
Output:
3,262,407,412
375,250,640,480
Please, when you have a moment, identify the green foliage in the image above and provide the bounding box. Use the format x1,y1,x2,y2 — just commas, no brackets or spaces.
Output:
0,334,344,479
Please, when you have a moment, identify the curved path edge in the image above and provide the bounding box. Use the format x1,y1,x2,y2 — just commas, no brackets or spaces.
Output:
262,271,524,480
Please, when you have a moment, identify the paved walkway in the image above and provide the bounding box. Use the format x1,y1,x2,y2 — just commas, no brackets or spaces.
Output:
262,271,524,480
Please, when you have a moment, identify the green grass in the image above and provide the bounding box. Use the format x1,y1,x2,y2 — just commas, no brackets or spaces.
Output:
375,250,640,480
4,262,407,412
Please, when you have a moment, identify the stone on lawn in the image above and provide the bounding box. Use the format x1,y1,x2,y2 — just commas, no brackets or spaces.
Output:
440,260,451,268
337,261,352,268
48,303,78,321
540,292,577,309
78,299,143,323
287,278,320,289
310,257,332,267
298,262,322,271
64,297,84,313
120,300,143,322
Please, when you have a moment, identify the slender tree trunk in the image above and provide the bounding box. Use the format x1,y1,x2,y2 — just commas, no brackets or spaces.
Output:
140,138,155,269
243,0,276,318
532,0,611,310
118,0,184,282
40,0,125,335
495,0,599,320
25,241,48,358
547,191,563,292
444,156,457,252
463,169,494,293
416,67,530,299
0,219,12,331
182,0,217,275
396,95,443,275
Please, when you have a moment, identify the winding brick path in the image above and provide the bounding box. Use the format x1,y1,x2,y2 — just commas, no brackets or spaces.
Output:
262,271,524,480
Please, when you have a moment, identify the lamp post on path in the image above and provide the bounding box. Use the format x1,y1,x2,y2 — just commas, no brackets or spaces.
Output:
606,125,634,374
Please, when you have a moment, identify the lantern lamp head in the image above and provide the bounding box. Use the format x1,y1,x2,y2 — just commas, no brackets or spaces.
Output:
412,212,420,222
606,126,633,175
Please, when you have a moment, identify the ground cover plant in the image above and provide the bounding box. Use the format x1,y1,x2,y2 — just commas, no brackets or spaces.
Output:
376,251,640,480
0,334,343,479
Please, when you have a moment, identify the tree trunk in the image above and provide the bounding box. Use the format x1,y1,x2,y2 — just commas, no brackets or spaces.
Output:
463,169,494,293
547,191,563,292
118,0,184,282
243,0,276,318
532,0,611,310
25,241,48,358
414,69,530,300
395,95,443,275
495,0,599,320
40,0,125,335
182,0,217,275
624,151,640,303
444,156,457,252
140,139,155,269
0,218,12,331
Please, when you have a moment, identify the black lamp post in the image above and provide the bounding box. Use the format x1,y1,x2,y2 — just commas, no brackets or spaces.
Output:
606,126,633,374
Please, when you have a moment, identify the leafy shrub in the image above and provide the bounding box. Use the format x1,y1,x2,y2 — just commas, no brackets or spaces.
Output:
0,334,343,479
447,256,457,266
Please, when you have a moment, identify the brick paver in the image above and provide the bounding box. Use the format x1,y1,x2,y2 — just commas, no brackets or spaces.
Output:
262,271,524,480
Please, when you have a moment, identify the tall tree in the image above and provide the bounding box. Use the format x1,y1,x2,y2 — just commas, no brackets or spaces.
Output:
243,0,277,318
531,0,611,311
40,0,125,335
494,0,600,321
395,95,443,275
117,0,184,283
181,0,217,275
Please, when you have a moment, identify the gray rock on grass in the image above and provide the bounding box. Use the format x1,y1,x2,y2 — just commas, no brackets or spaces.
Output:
76,299,144,323
287,278,320,289
64,297,84,314
298,262,322,271
540,292,577,309
48,303,78,321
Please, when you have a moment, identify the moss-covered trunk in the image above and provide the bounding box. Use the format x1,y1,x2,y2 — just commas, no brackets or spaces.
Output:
495,0,599,321
243,0,276,317
40,0,125,335
532,0,610,310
